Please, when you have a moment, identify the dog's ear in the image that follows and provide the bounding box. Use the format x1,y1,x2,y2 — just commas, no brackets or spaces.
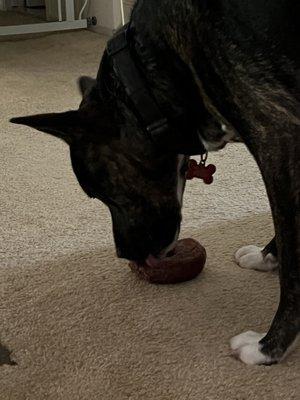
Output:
10,110,83,144
78,76,97,97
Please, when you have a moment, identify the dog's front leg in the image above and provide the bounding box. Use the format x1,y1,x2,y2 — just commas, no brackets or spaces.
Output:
231,124,300,365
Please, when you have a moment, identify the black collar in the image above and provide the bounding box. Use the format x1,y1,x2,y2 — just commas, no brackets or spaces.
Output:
107,24,206,155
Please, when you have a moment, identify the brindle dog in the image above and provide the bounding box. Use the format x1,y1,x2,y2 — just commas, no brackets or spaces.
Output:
11,0,299,365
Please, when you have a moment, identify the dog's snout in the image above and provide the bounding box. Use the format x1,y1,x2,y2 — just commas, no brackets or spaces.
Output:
111,205,181,261
114,219,180,262
116,242,149,262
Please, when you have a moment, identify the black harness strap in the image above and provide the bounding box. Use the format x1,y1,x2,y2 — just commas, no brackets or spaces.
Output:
107,24,206,155
107,24,169,142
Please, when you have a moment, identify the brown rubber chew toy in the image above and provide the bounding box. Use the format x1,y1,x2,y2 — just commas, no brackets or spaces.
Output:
129,238,206,284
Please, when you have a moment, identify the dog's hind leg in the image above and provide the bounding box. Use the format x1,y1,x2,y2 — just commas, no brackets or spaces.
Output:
231,103,300,365
235,237,278,271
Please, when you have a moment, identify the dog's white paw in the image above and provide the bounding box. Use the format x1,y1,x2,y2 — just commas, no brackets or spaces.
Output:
235,245,278,271
230,331,271,365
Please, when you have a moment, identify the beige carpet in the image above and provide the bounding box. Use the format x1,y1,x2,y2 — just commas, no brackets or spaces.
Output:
0,31,299,400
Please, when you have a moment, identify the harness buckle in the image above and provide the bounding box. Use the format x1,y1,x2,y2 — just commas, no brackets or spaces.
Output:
146,118,169,138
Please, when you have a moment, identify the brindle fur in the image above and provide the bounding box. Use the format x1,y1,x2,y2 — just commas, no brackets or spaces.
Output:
11,0,299,364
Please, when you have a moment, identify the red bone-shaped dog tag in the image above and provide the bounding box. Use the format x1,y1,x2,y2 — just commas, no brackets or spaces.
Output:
186,159,216,184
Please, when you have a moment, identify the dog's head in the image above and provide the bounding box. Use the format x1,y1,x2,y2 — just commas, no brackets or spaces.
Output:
11,77,188,262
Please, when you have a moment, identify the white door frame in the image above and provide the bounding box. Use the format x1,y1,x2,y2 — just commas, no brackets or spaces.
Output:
119,0,125,25
0,0,7,11
0,0,88,36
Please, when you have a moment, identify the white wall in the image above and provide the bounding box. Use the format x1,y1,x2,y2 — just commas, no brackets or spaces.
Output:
88,0,122,35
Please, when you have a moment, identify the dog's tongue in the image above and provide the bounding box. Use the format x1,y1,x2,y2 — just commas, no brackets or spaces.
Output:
146,254,162,268
146,246,177,267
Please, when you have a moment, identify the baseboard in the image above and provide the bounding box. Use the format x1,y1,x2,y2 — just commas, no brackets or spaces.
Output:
0,19,87,36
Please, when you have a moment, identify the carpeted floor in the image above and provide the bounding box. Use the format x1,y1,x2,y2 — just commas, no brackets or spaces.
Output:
0,31,299,400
